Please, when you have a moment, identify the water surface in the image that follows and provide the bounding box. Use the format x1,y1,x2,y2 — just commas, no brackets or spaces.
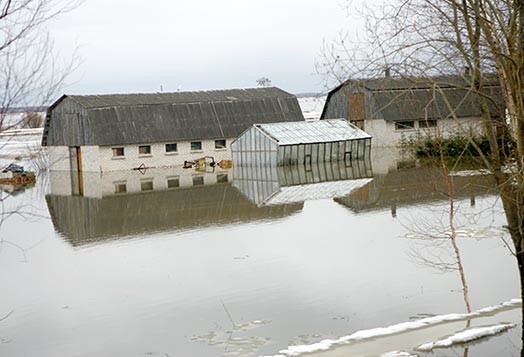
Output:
0,152,520,356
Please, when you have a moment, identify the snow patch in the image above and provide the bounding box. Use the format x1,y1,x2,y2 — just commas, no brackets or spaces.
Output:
380,352,418,357
298,96,326,120
267,299,521,356
416,323,516,351
449,169,492,177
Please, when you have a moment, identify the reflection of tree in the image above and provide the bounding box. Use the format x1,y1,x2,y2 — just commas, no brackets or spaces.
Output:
0,180,48,262
0,0,80,267
405,157,477,355
320,0,524,352
404,161,472,314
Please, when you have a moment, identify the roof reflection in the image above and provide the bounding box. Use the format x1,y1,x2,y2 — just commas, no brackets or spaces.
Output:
336,165,496,215
233,159,374,206
46,167,302,247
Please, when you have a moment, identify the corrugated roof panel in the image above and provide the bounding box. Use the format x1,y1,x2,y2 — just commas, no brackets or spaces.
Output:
68,87,295,109
46,88,305,146
353,74,500,91
372,86,505,121
256,119,371,146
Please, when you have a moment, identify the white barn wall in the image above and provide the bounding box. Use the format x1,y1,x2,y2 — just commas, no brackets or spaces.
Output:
365,117,484,147
81,146,101,172
98,139,233,172
49,170,73,196
47,139,233,172
47,146,70,171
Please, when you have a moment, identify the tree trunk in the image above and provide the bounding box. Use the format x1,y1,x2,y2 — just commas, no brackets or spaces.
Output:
499,182,524,355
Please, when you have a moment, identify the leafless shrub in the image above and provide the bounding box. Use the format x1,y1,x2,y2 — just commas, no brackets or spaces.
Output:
21,112,44,128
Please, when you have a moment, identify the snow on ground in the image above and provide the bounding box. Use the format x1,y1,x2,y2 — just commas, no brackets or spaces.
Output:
1,111,45,130
403,227,508,241
266,299,521,356
449,169,492,177
416,323,516,351
0,128,43,169
297,96,326,120
380,352,417,357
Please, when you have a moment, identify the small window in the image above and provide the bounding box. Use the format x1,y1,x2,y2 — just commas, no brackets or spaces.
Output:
112,147,124,157
167,177,180,188
192,175,204,186
139,145,151,155
165,143,178,153
215,139,226,149
217,174,228,183
114,182,127,193
419,119,437,128
395,121,415,130
191,141,202,151
141,180,153,191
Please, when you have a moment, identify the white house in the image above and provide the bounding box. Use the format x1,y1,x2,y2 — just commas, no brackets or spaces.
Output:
42,87,305,172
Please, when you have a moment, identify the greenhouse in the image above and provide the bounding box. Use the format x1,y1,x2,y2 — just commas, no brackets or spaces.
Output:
231,119,372,167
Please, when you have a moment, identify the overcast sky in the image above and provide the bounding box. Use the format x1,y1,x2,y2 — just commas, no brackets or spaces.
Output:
49,0,362,95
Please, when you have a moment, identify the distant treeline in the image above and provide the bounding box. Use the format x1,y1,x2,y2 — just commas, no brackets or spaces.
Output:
2,106,48,113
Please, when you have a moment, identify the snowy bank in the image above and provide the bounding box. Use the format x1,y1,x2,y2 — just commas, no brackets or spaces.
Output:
265,299,521,356
416,323,516,351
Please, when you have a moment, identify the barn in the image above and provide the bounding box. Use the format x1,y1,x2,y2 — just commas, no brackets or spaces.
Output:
42,87,304,172
320,74,504,147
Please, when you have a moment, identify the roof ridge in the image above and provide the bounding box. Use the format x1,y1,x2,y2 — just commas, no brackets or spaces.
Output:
66,87,296,109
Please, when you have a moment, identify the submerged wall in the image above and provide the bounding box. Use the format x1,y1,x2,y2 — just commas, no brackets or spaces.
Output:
232,127,372,167
365,117,484,147
276,139,371,166
231,126,278,166
47,138,234,172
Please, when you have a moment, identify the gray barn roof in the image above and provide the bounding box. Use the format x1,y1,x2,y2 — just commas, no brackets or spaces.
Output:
43,87,305,146
372,85,504,121
349,74,500,92
321,74,505,121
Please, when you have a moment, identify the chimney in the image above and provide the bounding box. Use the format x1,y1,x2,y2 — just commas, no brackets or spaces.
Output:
385,67,391,77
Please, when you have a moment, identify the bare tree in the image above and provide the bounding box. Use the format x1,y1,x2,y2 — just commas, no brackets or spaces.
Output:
320,0,524,351
256,77,272,87
320,0,523,273
0,0,80,266
21,111,44,128
0,0,80,132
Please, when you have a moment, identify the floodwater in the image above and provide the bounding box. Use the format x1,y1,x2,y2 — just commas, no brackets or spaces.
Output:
0,149,521,357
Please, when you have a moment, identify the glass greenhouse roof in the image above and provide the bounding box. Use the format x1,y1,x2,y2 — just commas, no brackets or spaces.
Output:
255,119,371,146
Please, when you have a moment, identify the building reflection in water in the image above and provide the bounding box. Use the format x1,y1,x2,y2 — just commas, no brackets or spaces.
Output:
233,158,374,206
46,147,497,247
45,167,303,247
337,148,497,216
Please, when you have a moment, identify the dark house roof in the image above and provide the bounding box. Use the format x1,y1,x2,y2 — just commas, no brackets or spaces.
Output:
321,74,505,121
42,87,304,146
